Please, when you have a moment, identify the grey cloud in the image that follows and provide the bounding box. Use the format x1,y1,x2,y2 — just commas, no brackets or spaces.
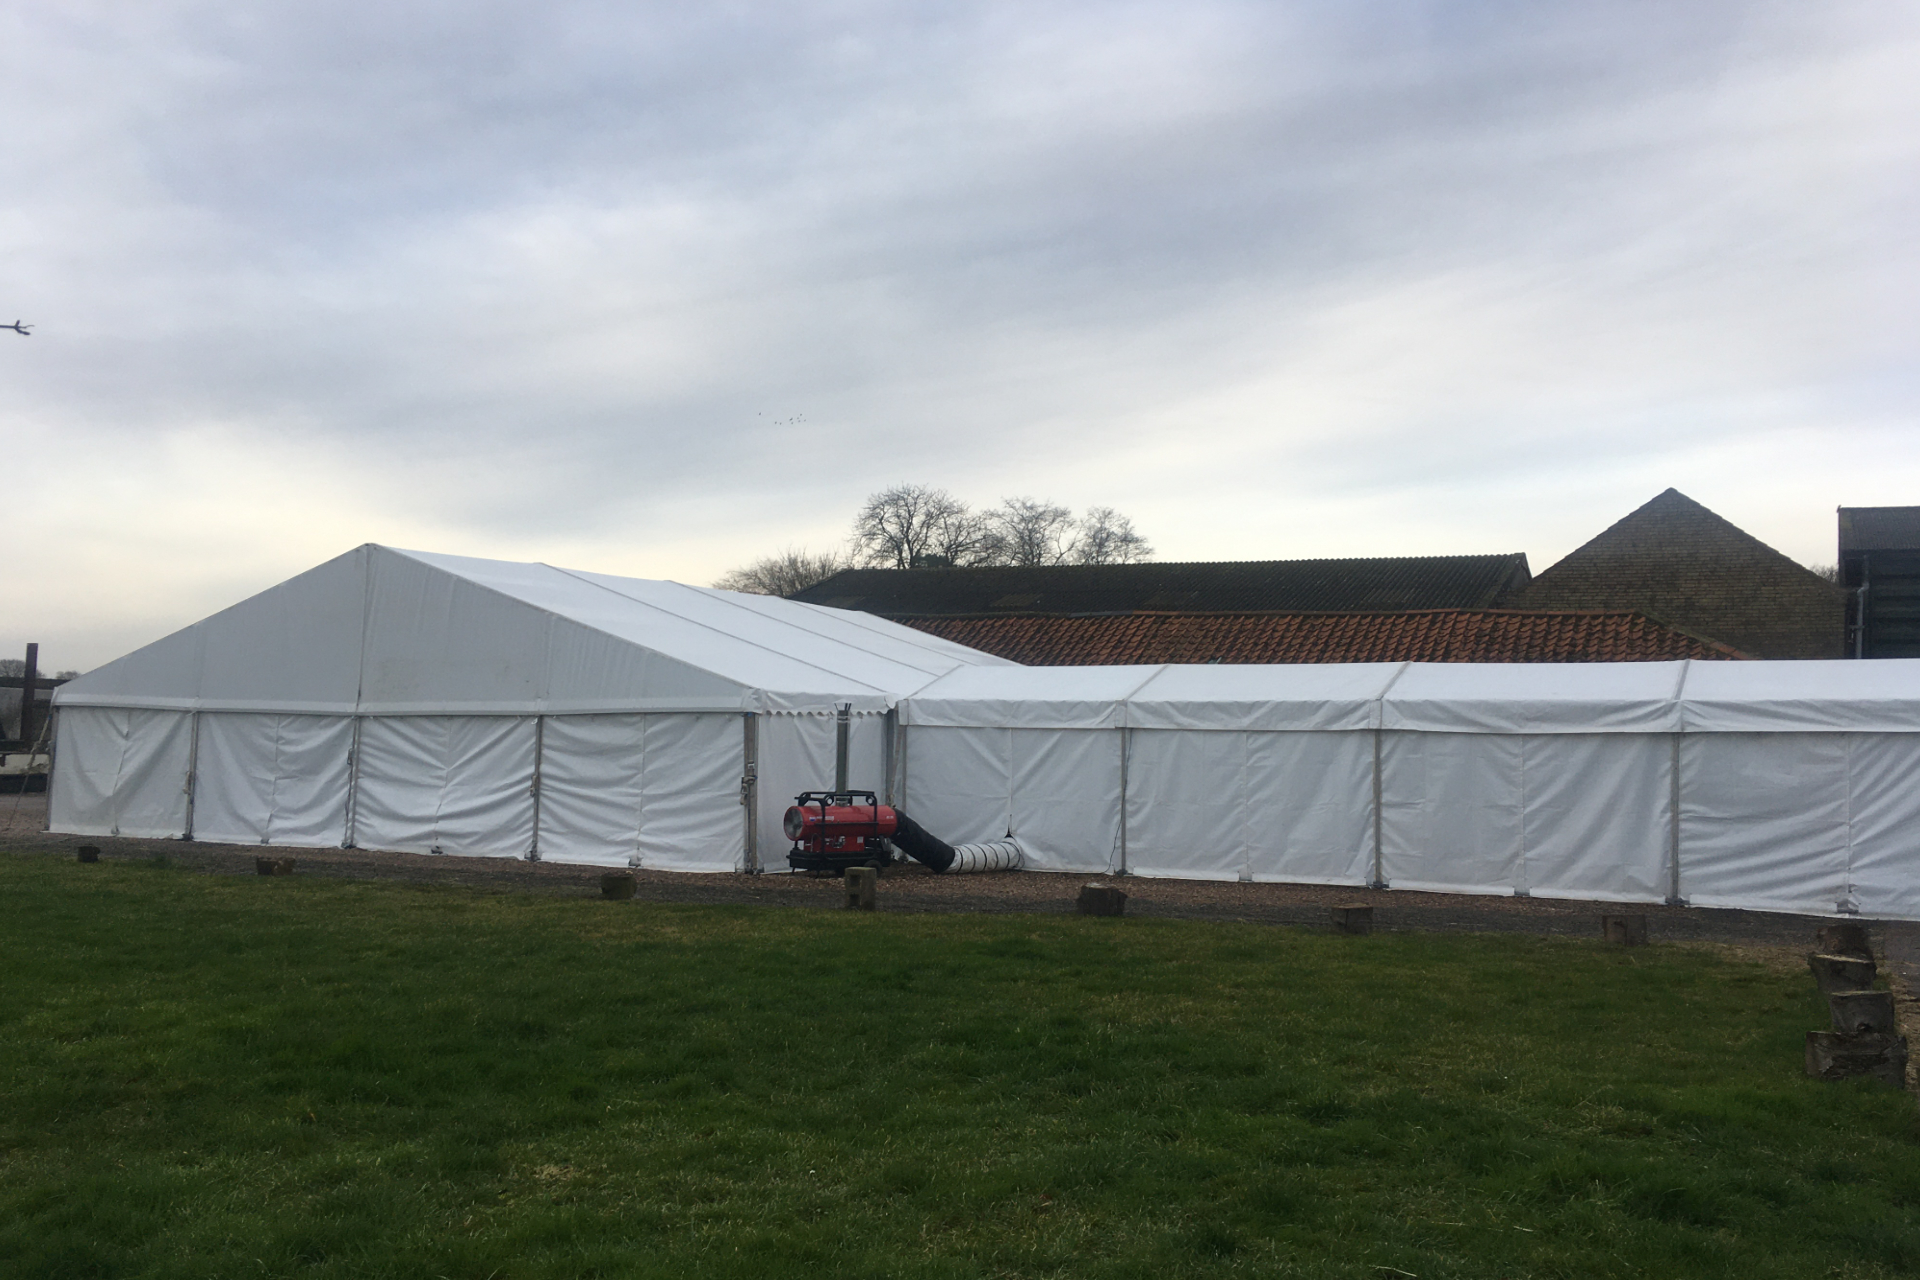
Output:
1,1,1916,664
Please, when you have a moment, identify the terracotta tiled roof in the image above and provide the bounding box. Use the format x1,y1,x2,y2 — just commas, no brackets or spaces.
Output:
793,554,1531,616
898,609,1750,665
1513,489,1843,658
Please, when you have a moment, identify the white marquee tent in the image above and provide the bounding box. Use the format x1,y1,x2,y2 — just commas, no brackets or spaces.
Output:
49,544,1920,920
899,659,1920,920
49,545,1011,869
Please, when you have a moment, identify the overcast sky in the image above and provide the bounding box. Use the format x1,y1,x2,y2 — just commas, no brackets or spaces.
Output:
5,1,1917,670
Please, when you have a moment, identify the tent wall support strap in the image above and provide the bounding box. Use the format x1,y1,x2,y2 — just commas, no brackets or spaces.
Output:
741,712,759,873
180,710,201,841
882,709,899,807
1665,734,1684,906
342,716,364,849
526,715,545,861
1118,725,1131,876
1370,729,1386,889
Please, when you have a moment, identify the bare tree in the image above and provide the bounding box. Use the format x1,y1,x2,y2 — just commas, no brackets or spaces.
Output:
852,484,985,568
713,548,848,596
1807,563,1841,584
988,497,1079,567
1075,507,1152,564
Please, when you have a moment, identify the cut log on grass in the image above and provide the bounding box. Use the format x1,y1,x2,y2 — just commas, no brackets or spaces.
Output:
600,872,636,900
1077,883,1127,917
1601,914,1648,946
1829,991,1897,1038
1805,1030,1909,1086
845,866,876,911
1808,953,1877,995
76,845,99,863
1816,923,1872,960
255,857,296,877
1330,905,1372,936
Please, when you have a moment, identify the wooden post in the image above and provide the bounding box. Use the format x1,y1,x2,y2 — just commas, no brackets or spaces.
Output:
1601,915,1648,946
1806,1031,1908,1086
1815,923,1872,960
1829,991,1897,1038
601,872,636,900
1807,953,1876,995
1330,904,1373,936
1076,883,1127,917
845,866,877,911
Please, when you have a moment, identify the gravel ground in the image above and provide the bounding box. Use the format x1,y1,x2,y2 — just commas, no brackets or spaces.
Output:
0,792,1862,950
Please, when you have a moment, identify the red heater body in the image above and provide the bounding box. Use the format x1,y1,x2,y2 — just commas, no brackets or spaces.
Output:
785,790,900,873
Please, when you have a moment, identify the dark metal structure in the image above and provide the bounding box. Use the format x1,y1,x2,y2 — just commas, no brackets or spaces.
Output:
1839,506,1920,659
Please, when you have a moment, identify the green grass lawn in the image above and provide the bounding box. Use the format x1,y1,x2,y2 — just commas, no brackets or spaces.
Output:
1,856,1916,1279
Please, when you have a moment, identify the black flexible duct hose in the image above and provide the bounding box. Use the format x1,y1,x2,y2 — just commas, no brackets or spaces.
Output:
888,808,956,873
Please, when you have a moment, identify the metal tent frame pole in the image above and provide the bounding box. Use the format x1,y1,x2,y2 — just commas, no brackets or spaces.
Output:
741,712,760,873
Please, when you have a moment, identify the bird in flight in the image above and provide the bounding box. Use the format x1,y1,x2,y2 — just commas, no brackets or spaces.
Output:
2,321,30,335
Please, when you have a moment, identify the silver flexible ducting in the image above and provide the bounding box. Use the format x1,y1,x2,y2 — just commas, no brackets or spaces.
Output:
945,839,1024,873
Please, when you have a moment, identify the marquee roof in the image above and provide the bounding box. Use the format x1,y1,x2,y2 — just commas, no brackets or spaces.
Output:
55,545,1011,716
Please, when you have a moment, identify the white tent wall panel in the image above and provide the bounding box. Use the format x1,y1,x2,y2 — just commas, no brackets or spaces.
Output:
636,714,750,872
192,714,353,847
1843,735,1920,920
1678,733,1851,915
534,714,648,867
899,726,1121,873
352,716,537,857
899,726,1012,850
756,713,889,870
49,707,193,838
1125,728,1248,881
1380,731,1525,895
1516,735,1669,903
1009,729,1123,874
1244,731,1376,886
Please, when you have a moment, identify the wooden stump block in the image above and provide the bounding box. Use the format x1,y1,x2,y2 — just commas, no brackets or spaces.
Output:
1808,952,1877,995
601,872,636,900
255,857,295,876
75,846,100,863
1806,1030,1909,1086
1816,923,1872,960
1330,904,1373,936
1601,914,1648,946
1077,883,1127,917
1829,990,1897,1038
845,866,877,911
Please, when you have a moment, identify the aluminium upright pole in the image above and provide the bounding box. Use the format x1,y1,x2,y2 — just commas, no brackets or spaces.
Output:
741,712,760,873
181,710,201,841
526,715,545,861
1369,729,1387,888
